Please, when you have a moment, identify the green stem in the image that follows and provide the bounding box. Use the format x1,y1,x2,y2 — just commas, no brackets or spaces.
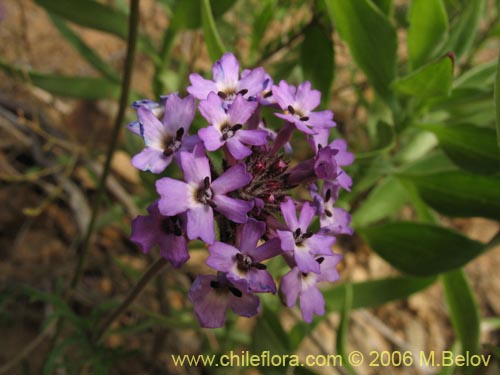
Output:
94,257,168,343
70,0,141,291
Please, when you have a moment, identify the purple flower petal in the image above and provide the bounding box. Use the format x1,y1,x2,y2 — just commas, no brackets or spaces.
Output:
294,247,321,274
199,92,227,126
226,138,253,160
137,107,166,148
272,81,296,110
189,275,228,328
130,214,156,253
236,129,268,146
179,145,211,184
307,111,336,129
296,81,320,112
249,238,282,263
228,289,260,318
299,284,324,323
156,178,190,216
187,73,218,100
277,230,296,252
159,234,189,268
207,242,240,272
187,205,215,244
280,198,299,231
337,170,353,191
281,267,301,307
238,67,266,97
212,53,240,90
298,202,316,231
163,94,196,134
238,218,265,254
131,147,171,173
212,195,251,224
330,139,354,166
306,234,336,256
198,125,224,151
227,95,258,125
211,163,252,195
245,269,276,294
317,254,343,282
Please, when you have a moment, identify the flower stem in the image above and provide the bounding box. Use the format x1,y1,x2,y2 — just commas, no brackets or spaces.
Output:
94,257,168,343
69,0,141,291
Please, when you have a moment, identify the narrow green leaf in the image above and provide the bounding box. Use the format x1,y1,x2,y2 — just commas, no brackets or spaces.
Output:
323,275,436,311
326,0,397,103
251,0,276,55
441,269,480,355
251,307,290,354
300,23,334,106
445,0,485,61
407,0,448,69
400,150,458,175
35,0,128,38
49,14,119,82
359,222,485,276
454,60,497,89
400,171,500,221
355,121,395,159
170,0,236,31
336,284,355,375
201,0,227,61
495,53,500,150
0,61,120,99
352,176,408,228
392,54,454,98
371,0,393,16
419,123,500,174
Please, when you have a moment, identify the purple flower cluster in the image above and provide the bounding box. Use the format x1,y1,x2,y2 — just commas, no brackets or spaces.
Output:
128,53,354,327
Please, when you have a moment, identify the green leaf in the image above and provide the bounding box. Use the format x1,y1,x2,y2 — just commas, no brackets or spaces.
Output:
0,60,119,99
454,60,497,89
35,0,128,38
170,0,236,30
323,275,436,311
352,176,408,228
445,0,485,61
326,0,397,103
251,307,290,354
392,54,454,98
419,123,500,174
359,222,485,276
201,0,227,61
407,0,448,70
400,150,458,175
371,0,393,16
400,171,500,220
336,284,355,375
355,121,395,159
495,53,500,150
300,23,334,105
49,14,119,82
441,269,480,355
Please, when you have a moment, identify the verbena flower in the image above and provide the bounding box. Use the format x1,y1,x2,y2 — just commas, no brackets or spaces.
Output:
189,273,260,328
130,201,189,268
198,93,267,159
272,81,336,134
277,198,336,274
188,52,266,104
156,144,252,244
281,254,342,322
130,94,198,173
129,53,353,327
206,219,281,293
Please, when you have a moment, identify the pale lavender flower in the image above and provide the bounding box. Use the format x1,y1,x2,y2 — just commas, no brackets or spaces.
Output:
206,219,281,293
310,184,353,236
130,201,189,268
277,198,336,274
189,273,260,328
188,52,266,103
156,144,253,244
127,96,167,136
272,81,336,134
198,93,268,159
130,94,198,173
281,254,342,322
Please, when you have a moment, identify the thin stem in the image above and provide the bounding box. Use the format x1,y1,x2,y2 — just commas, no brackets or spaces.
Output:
94,257,168,343
69,0,141,291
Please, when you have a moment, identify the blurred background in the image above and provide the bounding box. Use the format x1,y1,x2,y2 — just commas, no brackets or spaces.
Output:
0,0,499,374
